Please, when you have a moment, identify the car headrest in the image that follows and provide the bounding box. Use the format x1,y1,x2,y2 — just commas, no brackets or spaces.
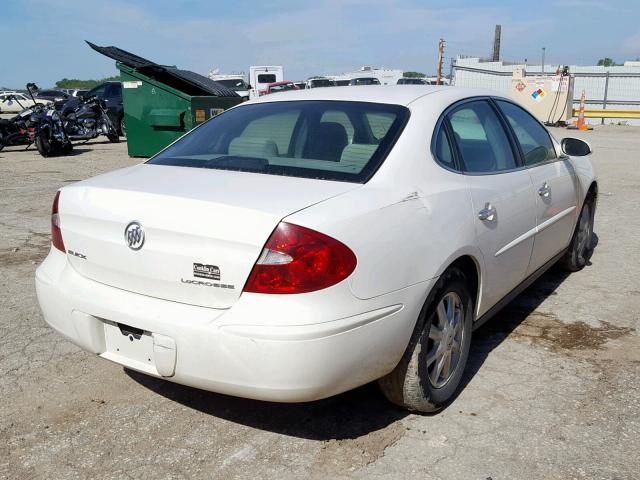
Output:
340,143,378,168
303,122,349,161
228,136,278,158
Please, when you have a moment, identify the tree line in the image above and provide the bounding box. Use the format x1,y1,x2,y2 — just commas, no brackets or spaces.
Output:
55,76,120,89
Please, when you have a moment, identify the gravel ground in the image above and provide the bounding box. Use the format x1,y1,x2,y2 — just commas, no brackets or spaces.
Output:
1,127,639,479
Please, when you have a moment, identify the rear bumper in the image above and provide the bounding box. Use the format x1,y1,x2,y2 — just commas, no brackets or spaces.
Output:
36,248,433,402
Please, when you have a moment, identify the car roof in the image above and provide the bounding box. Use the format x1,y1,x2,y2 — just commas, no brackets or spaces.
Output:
249,85,503,107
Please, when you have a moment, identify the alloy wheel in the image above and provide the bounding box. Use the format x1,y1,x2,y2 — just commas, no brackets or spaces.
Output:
426,292,465,388
576,204,592,263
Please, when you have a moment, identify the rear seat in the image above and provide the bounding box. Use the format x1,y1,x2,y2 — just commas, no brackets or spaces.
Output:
228,137,279,158
339,143,378,171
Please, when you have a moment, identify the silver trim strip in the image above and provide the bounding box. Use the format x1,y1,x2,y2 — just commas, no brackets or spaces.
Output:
495,205,576,257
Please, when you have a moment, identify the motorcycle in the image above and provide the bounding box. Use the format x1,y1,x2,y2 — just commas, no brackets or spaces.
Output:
59,95,119,143
34,107,73,157
0,85,52,152
0,101,36,151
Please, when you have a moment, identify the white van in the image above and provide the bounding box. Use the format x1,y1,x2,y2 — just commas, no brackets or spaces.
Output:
249,66,283,99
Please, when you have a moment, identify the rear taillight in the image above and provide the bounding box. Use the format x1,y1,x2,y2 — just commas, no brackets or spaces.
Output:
51,191,65,252
243,222,357,294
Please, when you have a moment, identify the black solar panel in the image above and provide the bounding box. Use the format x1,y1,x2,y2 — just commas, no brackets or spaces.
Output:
86,41,239,97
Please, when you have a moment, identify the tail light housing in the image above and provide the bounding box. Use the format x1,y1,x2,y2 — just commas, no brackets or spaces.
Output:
244,223,357,294
51,191,65,252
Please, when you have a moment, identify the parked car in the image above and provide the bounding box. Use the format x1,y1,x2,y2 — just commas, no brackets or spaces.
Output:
306,78,334,89
334,79,351,86
397,78,428,85
35,89,69,103
60,81,124,136
349,77,381,86
294,82,307,90
36,86,596,412
210,77,250,100
263,81,299,95
0,92,51,113
59,88,90,97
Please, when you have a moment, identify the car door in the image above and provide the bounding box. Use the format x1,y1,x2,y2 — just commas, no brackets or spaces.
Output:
446,99,537,313
494,100,579,275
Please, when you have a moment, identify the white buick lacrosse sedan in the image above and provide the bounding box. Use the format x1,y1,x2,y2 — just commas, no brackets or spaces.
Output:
36,86,596,412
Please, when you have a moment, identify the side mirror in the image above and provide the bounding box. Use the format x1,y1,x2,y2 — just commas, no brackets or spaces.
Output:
561,137,592,157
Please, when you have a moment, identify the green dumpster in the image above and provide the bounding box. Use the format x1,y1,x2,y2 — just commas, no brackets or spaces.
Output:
117,63,241,157
87,41,242,158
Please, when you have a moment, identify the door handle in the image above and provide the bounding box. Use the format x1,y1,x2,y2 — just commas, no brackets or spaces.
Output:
478,203,497,221
538,182,551,197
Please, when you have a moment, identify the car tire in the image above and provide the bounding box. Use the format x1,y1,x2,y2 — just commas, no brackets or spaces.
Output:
119,116,126,138
378,267,473,412
559,195,595,272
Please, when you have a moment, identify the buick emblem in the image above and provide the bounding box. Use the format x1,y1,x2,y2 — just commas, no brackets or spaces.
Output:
124,221,145,251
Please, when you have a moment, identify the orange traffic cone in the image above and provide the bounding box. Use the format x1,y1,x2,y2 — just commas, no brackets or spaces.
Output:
576,90,588,131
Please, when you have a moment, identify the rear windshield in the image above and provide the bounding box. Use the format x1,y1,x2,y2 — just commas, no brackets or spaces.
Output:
257,74,276,83
149,100,410,183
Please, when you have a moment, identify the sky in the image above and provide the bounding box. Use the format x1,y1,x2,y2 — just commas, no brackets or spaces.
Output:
1,0,639,88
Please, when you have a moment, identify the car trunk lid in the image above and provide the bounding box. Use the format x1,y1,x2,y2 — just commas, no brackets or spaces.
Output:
59,164,358,309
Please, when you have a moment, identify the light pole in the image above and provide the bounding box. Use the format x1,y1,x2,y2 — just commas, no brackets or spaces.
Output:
542,47,546,74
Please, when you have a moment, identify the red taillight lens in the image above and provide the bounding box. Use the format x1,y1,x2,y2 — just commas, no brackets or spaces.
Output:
243,222,357,294
51,191,65,252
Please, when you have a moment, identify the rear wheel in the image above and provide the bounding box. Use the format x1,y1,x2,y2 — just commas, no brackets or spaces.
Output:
559,196,595,271
119,116,126,138
106,122,119,143
378,267,473,412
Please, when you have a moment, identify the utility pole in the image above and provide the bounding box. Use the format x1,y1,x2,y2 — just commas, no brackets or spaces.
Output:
436,38,445,85
541,47,546,74
492,25,501,62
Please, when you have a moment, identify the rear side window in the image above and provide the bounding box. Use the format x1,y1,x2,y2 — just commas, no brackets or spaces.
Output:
88,85,107,98
448,101,517,173
106,83,122,97
495,100,556,166
149,100,409,183
433,126,455,169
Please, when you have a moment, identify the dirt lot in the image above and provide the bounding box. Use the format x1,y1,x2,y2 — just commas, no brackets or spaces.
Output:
1,128,639,479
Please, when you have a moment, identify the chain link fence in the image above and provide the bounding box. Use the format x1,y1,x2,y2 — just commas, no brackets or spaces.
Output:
451,61,640,125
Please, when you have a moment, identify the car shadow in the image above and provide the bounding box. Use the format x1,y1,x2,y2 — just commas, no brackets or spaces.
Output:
124,369,408,440
127,234,598,435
